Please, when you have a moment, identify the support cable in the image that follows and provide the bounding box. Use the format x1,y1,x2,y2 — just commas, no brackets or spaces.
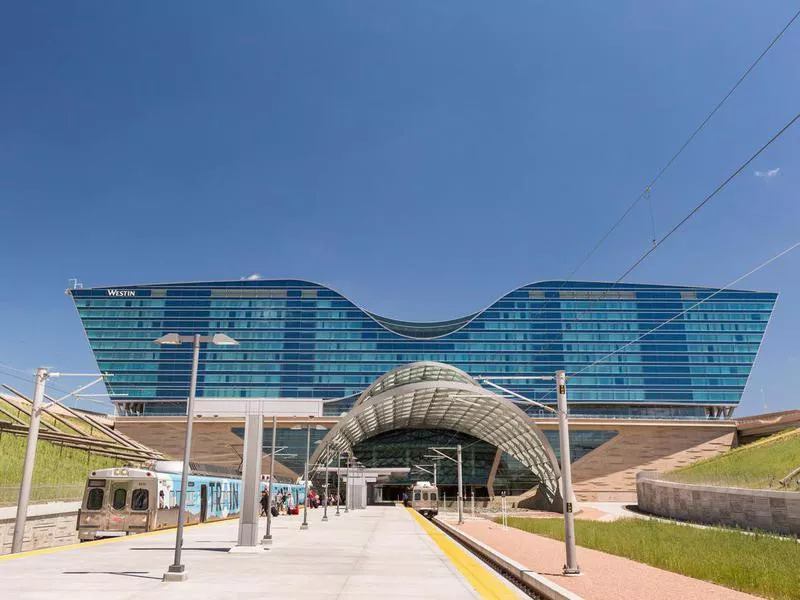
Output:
565,7,800,280
614,110,800,285
572,239,800,377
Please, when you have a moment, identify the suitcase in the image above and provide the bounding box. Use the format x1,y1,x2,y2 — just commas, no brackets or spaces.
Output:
271,506,279,517
289,506,299,515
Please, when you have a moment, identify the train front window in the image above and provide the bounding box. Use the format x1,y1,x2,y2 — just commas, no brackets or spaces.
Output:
131,489,149,511
413,491,421,501
86,488,104,510
112,488,127,510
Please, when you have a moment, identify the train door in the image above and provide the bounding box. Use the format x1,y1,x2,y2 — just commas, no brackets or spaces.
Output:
107,481,131,532
200,484,208,522
128,479,153,534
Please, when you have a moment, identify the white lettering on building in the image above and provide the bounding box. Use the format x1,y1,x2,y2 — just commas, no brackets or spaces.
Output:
107,289,136,297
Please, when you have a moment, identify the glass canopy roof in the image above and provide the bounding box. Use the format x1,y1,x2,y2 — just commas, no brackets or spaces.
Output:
310,362,562,502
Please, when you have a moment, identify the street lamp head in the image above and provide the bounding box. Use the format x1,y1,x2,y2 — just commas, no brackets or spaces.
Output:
314,425,328,431
290,425,302,431
211,333,238,346
153,333,182,345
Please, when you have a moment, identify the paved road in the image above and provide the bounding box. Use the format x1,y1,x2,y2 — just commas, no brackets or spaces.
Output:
0,506,521,599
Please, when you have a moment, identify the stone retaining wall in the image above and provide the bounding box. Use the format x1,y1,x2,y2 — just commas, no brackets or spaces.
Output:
636,471,800,535
0,510,79,555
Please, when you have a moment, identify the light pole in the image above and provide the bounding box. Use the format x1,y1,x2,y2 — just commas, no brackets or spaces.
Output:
428,446,464,525
11,367,48,554
457,444,463,523
292,422,326,530
322,455,330,521
413,463,438,487
263,416,278,545
155,332,238,583
12,368,110,554
555,370,580,575
477,371,581,576
335,454,342,516
344,453,350,513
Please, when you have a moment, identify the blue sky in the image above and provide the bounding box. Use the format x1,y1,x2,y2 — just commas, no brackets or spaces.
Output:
1,1,798,415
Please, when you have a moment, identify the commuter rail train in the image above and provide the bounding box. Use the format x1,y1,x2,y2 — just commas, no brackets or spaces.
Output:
410,481,439,518
77,460,306,541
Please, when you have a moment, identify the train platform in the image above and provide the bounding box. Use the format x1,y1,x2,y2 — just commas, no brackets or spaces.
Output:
0,505,523,599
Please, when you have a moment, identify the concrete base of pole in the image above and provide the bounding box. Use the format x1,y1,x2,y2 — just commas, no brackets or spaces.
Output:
163,567,188,582
300,523,309,530
562,568,582,577
228,545,268,554
322,515,328,521
261,535,272,545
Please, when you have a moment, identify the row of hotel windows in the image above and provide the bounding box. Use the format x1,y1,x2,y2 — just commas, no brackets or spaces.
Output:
97,362,757,375
100,371,749,385
84,329,766,344
111,387,747,402
73,297,776,311
93,351,759,365
88,342,763,357
102,374,750,388
76,308,773,321
78,309,773,322
84,333,762,352
95,351,759,365
79,319,770,332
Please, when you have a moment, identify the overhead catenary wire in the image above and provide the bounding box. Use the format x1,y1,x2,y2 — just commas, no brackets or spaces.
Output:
524,238,800,407
570,239,800,378
564,6,800,281
0,362,35,378
488,10,800,404
614,110,800,285
0,364,97,405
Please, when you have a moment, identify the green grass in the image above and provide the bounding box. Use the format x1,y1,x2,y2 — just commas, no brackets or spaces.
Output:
500,517,800,600
663,429,800,490
0,433,128,506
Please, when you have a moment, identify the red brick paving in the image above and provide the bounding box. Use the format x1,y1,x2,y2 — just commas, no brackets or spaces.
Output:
453,519,761,600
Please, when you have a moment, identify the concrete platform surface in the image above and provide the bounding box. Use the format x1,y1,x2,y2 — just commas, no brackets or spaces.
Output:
0,506,521,599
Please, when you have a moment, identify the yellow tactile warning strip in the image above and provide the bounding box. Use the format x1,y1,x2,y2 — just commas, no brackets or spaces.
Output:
0,515,236,561
406,508,520,600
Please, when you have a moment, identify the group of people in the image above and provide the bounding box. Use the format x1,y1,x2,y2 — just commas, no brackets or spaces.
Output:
260,488,342,517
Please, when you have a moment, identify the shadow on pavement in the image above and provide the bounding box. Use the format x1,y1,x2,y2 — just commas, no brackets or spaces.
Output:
64,571,162,580
130,547,231,552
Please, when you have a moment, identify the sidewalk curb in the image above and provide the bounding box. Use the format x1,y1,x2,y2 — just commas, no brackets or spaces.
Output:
433,517,583,600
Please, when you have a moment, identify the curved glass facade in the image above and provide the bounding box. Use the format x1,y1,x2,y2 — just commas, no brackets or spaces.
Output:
69,279,777,418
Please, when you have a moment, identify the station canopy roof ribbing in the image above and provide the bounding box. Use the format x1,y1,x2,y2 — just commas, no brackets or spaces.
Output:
309,361,562,501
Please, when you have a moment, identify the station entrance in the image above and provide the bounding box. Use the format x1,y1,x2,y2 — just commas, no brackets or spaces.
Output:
309,361,563,511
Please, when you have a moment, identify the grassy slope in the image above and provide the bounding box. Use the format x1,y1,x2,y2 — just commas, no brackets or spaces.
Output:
664,429,800,490
0,433,126,505
502,517,800,600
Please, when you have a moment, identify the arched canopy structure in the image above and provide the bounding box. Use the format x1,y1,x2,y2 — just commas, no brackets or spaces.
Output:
310,362,562,502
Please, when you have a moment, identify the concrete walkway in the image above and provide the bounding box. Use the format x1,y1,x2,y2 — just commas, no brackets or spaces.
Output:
0,506,521,599
454,519,761,600
0,501,81,520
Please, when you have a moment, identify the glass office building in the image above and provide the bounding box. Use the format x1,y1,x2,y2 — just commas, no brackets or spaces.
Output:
69,279,777,420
